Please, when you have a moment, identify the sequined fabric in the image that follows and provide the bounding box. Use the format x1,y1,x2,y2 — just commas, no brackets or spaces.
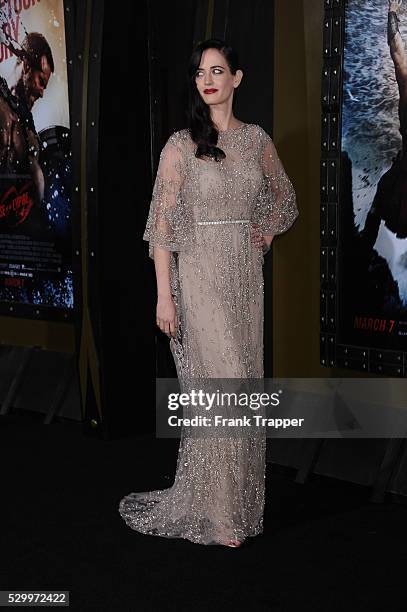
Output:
118,123,298,545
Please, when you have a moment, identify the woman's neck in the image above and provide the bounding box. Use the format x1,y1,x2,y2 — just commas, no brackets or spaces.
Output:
211,107,240,132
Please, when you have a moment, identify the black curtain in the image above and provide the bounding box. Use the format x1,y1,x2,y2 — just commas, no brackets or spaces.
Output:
97,0,275,437
149,0,275,378
98,0,155,435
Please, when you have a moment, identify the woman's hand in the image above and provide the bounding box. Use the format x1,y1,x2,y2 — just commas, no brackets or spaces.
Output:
389,0,402,13
250,223,265,249
156,294,177,338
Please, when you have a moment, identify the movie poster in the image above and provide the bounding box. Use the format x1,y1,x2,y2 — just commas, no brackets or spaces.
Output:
0,0,72,312
339,0,407,350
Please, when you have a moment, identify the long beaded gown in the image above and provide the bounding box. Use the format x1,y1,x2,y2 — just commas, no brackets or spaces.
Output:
119,123,298,545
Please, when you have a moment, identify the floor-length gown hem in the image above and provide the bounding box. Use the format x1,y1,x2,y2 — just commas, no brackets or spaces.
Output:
118,492,264,546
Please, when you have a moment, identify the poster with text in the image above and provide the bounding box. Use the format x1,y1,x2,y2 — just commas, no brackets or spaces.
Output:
0,0,72,312
339,0,407,350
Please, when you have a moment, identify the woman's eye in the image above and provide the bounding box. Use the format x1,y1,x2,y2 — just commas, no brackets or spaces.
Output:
195,69,223,78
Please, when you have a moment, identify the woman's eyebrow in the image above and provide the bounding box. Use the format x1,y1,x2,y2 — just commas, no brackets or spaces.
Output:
197,65,225,70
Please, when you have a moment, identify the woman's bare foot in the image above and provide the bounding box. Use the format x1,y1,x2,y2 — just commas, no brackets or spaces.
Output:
226,539,242,548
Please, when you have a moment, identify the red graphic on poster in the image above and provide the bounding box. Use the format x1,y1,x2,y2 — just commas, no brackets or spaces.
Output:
0,182,34,226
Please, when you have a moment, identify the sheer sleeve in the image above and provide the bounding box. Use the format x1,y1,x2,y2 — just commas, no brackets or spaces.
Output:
143,134,192,260
253,128,299,238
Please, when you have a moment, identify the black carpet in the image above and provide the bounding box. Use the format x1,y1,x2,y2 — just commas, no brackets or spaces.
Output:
1,412,406,611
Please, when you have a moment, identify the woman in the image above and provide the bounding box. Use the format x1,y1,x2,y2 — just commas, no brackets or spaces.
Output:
119,39,298,547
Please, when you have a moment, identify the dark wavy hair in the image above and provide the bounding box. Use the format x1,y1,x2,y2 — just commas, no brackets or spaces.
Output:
187,38,240,161
16,32,55,73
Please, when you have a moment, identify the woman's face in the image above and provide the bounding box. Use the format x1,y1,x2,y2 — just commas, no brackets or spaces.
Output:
194,47,243,106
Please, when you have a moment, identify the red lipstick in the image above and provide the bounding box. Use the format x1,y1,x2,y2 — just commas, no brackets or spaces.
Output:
204,88,218,94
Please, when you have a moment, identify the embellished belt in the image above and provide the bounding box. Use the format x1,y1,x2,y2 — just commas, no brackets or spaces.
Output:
196,219,251,225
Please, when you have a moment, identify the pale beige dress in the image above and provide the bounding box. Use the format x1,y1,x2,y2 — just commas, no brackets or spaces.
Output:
119,123,298,545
